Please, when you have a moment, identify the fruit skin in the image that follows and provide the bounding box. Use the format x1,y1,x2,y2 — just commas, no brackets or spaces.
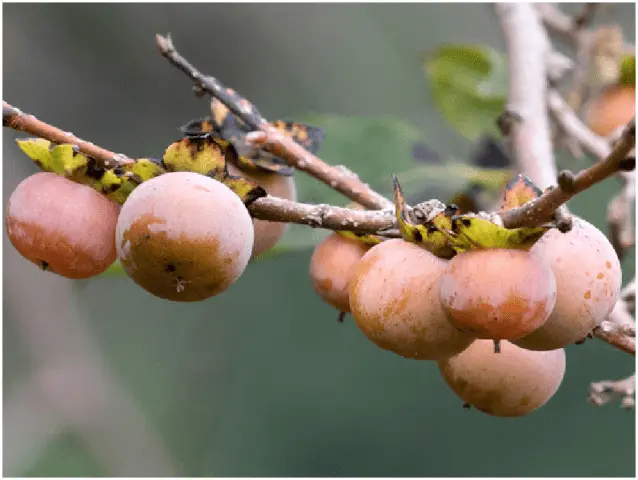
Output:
514,217,622,351
586,84,636,137
349,239,474,360
309,233,371,312
115,171,254,302
439,249,557,341
438,339,566,417
5,172,119,279
227,164,296,258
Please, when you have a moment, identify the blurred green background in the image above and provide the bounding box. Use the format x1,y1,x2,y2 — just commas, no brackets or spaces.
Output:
3,3,635,477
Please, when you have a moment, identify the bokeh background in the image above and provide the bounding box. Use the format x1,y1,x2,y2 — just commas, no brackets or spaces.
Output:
3,3,636,477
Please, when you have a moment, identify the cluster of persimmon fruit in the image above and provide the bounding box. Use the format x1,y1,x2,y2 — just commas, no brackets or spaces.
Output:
311,215,621,417
5,82,629,417
5,167,295,301
5,164,623,419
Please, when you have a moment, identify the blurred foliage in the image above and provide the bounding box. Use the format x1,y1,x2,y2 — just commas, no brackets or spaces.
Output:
423,43,507,140
620,53,636,85
293,114,426,205
3,3,636,478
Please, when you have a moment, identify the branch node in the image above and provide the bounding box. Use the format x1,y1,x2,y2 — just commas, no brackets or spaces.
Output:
245,131,268,144
496,109,523,137
589,374,636,409
557,170,576,192
155,33,172,54
618,156,636,172
192,85,206,98
554,205,573,233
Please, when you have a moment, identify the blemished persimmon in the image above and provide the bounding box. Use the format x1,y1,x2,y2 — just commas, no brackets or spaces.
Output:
349,239,474,360
438,339,566,417
514,217,622,351
309,233,371,313
438,249,557,341
5,172,119,279
227,164,296,258
116,172,254,301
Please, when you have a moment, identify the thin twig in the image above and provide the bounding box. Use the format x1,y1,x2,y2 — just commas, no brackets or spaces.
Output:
500,118,635,228
592,321,636,356
606,290,636,331
535,3,589,43
155,33,393,210
620,279,636,312
3,101,134,168
573,3,601,30
607,170,636,259
547,88,610,158
589,373,635,409
250,196,397,234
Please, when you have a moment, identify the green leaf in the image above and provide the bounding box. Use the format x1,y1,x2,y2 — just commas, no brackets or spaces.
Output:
423,44,508,140
291,114,426,207
619,54,636,86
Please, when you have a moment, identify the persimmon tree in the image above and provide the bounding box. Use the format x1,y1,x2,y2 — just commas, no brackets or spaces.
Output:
3,3,635,414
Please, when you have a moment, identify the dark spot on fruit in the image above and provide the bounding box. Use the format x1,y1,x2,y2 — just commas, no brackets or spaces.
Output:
461,218,472,227
413,230,423,242
165,263,176,273
39,260,49,271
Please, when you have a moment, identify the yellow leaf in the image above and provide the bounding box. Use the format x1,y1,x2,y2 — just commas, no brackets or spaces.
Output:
16,138,57,173
392,175,551,257
163,136,227,178
163,136,266,205
336,230,383,246
50,144,89,179
393,175,456,258
447,216,549,252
